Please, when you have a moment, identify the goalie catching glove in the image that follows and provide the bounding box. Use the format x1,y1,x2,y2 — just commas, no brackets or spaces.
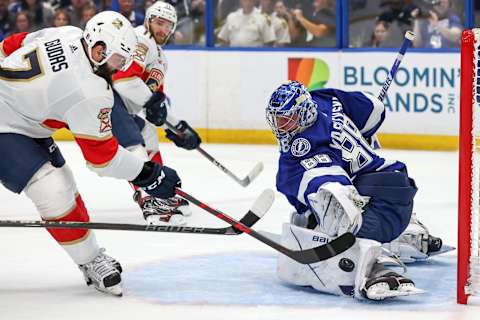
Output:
131,161,181,199
165,120,202,150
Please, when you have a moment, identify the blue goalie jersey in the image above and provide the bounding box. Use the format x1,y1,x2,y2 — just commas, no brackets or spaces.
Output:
276,89,406,215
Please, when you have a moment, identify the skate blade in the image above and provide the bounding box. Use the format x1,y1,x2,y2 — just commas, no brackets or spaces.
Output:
95,284,123,297
146,214,187,226
428,244,455,257
178,205,192,217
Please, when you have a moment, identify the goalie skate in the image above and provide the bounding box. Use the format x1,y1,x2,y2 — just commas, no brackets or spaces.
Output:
134,191,191,226
362,263,425,300
78,249,123,297
383,213,454,263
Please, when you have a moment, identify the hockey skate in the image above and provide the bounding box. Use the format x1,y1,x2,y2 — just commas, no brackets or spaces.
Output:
362,262,425,300
383,213,454,263
134,190,191,226
78,248,123,297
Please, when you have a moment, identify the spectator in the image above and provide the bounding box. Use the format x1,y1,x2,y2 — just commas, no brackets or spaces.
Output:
364,19,390,47
80,2,96,27
66,0,90,27
144,0,155,12
217,0,275,47
217,0,238,23
191,0,205,44
0,0,14,40
94,0,113,11
118,0,144,27
260,0,290,47
13,10,32,32
291,0,336,47
52,8,70,26
411,0,462,48
9,0,55,31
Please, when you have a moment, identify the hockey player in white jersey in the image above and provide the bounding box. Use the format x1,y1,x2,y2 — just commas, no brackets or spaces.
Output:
111,1,201,226
266,81,445,300
0,11,182,296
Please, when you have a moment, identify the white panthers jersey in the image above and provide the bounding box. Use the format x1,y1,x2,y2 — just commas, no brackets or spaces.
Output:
0,27,144,181
112,25,168,114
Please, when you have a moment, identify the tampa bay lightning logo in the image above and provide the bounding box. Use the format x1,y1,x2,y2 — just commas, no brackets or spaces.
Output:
291,138,311,157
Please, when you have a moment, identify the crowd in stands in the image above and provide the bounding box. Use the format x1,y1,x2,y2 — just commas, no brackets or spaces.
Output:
0,0,468,48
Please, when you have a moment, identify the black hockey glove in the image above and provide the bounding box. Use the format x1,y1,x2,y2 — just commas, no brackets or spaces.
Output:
130,161,181,199
144,92,168,126
165,120,202,150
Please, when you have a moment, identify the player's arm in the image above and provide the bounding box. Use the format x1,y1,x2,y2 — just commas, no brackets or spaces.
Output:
64,97,180,199
0,32,28,59
278,151,365,237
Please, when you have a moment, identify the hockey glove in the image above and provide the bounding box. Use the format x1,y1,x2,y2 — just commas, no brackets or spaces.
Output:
144,92,168,126
131,161,181,199
165,120,202,150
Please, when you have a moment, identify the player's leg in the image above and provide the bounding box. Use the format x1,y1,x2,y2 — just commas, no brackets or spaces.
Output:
353,170,447,262
0,134,122,296
111,91,188,225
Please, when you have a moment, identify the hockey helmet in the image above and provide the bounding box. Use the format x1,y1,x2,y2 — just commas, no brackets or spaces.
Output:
83,11,137,72
266,81,318,152
145,1,177,44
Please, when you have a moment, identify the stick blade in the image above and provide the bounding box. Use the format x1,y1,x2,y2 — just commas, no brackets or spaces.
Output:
237,189,275,231
241,162,264,187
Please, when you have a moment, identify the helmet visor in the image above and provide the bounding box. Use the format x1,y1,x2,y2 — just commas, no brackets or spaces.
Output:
102,52,132,72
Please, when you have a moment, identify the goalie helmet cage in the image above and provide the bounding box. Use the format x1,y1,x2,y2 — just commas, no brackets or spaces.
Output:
459,29,480,304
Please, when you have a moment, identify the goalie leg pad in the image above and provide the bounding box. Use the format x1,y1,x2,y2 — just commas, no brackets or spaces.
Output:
354,171,417,243
277,223,382,299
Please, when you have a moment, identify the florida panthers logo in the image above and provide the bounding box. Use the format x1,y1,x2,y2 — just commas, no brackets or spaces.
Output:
291,138,311,157
97,108,112,133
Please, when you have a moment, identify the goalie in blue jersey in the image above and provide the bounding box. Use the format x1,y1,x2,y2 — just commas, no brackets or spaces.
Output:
266,80,447,300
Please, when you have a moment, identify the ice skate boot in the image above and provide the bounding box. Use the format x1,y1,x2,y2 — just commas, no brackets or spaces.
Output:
362,262,425,300
79,249,123,297
134,191,191,226
383,213,454,263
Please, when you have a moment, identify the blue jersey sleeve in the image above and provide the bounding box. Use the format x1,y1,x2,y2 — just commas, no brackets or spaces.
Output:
276,146,352,215
311,89,385,138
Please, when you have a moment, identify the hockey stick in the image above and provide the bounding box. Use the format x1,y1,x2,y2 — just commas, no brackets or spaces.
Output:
175,188,356,264
378,31,416,102
165,120,264,187
0,189,275,235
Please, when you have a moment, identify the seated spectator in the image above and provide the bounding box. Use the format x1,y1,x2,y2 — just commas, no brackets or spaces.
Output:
411,0,462,48
291,0,335,47
217,0,275,47
52,8,70,26
9,0,55,31
364,20,390,48
118,0,144,27
0,0,14,40
66,0,90,27
13,10,32,32
260,0,290,47
80,2,96,28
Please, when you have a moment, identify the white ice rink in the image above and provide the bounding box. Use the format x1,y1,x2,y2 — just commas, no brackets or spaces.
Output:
0,142,479,320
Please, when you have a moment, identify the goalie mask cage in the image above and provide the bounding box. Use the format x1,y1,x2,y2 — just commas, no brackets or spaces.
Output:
459,29,480,304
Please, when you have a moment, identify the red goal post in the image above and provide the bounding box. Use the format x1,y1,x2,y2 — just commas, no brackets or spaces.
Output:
459,29,480,304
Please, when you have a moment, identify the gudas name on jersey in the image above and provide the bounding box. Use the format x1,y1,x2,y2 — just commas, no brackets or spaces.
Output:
44,39,68,72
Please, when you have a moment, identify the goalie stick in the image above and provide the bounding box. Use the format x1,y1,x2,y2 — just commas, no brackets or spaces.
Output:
175,188,356,264
165,120,263,187
0,189,275,235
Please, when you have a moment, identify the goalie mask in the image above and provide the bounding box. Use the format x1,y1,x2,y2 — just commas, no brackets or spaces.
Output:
266,81,318,152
